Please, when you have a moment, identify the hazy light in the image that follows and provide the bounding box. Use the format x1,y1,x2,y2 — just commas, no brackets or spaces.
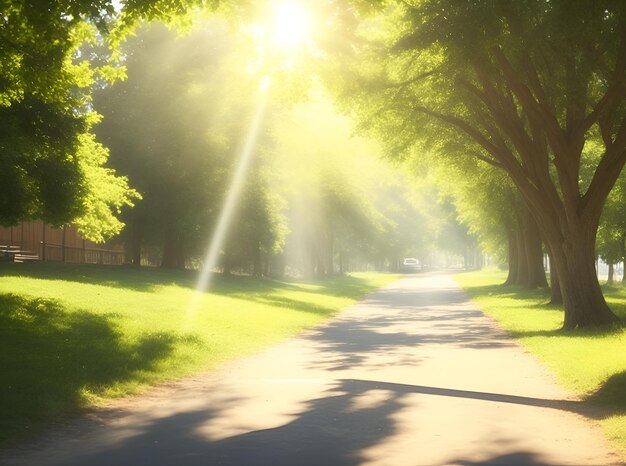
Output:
186,78,272,322
270,1,311,51
259,74,272,93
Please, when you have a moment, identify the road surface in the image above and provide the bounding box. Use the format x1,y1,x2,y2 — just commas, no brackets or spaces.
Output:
1,273,621,465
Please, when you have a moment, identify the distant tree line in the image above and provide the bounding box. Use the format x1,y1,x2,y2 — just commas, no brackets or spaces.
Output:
94,21,429,277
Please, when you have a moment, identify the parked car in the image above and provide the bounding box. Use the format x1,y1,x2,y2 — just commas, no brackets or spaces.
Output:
401,257,421,273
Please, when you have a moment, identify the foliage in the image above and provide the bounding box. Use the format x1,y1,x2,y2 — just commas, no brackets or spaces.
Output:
222,167,290,275
270,87,428,275
94,20,284,268
333,0,626,327
0,261,397,446
73,132,140,242
0,1,142,239
598,169,626,267
427,154,513,263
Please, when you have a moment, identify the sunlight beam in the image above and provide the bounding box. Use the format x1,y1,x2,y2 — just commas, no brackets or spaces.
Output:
186,78,272,320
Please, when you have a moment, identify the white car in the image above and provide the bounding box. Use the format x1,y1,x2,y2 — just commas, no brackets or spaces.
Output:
401,258,421,273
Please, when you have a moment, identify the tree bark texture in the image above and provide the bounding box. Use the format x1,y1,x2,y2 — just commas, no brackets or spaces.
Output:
504,227,519,286
514,226,529,287
545,249,563,305
522,209,548,289
504,223,519,286
542,220,618,328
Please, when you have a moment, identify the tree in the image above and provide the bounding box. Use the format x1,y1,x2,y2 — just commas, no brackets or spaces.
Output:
335,0,626,328
94,21,264,268
0,1,145,238
221,162,289,277
270,88,425,277
434,157,547,288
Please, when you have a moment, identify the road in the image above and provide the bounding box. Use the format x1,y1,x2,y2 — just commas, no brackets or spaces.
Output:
1,273,621,465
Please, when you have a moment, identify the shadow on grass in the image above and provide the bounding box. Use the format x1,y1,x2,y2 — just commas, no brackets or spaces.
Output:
586,370,626,413
0,262,200,293
0,263,386,301
238,295,337,316
507,321,626,339
0,293,184,446
464,282,551,303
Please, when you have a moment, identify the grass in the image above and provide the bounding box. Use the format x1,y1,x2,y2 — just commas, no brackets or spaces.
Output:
455,269,626,455
0,262,397,446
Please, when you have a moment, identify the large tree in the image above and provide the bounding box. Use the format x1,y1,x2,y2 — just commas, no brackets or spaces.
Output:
0,1,191,238
336,0,626,328
94,21,269,268
0,0,222,238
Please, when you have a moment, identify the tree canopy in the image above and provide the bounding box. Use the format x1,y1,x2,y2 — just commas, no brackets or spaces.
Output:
334,0,626,328
0,1,141,238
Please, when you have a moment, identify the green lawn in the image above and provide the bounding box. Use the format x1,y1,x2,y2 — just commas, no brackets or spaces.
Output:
0,262,397,446
455,269,626,456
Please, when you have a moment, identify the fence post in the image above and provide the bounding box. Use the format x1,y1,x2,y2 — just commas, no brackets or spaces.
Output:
62,226,67,263
41,222,46,261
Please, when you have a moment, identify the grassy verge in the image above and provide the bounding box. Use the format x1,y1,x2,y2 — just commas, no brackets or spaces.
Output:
0,262,397,446
455,269,626,455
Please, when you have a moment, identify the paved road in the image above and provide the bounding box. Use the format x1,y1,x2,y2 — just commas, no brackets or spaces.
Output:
1,273,621,465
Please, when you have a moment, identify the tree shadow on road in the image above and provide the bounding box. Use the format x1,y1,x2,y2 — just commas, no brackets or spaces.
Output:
449,451,559,465
18,378,605,466
305,287,515,372
18,379,404,466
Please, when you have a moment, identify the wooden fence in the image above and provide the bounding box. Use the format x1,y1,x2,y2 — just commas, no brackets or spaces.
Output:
0,221,125,265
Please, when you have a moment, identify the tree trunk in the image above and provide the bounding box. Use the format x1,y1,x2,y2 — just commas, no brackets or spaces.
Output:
252,241,262,278
545,249,563,305
475,249,484,269
504,227,519,286
608,263,615,284
125,222,142,266
523,209,548,289
161,229,185,269
326,226,334,276
515,224,529,287
544,225,618,329
549,265,562,305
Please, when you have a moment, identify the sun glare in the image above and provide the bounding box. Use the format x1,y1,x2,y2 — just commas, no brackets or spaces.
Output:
270,1,312,51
